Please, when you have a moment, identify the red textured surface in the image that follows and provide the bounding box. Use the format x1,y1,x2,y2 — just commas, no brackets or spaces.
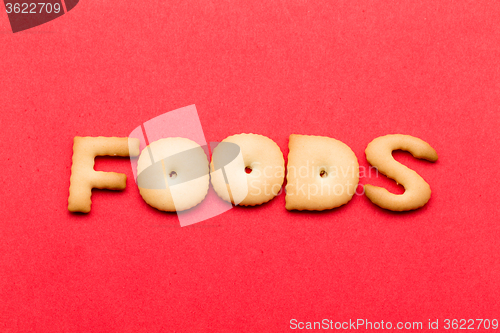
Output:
1,1,499,332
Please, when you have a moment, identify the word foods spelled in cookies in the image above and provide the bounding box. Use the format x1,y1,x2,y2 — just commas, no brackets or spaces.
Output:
68,133,438,214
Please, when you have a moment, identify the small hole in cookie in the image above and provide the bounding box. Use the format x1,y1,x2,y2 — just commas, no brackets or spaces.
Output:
169,171,177,179
245,167,252,174
320,170,328,178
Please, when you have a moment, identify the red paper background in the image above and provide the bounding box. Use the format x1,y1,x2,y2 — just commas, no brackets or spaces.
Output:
1,1,499,332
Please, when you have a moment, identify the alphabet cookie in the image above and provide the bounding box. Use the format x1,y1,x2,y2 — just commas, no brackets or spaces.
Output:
68,136,140,213
364,134,438,211
136,137,210,212
210,133,285,206
285,134,359,211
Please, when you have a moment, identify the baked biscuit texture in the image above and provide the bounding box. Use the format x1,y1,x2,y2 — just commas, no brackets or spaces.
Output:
364,134,438,211
136,137,210,212
68,136,140,213
285,134,359,211
210,133,285,206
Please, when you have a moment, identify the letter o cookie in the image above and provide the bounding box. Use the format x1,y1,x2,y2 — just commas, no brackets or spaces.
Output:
210,133,285,206
136,137,210,212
